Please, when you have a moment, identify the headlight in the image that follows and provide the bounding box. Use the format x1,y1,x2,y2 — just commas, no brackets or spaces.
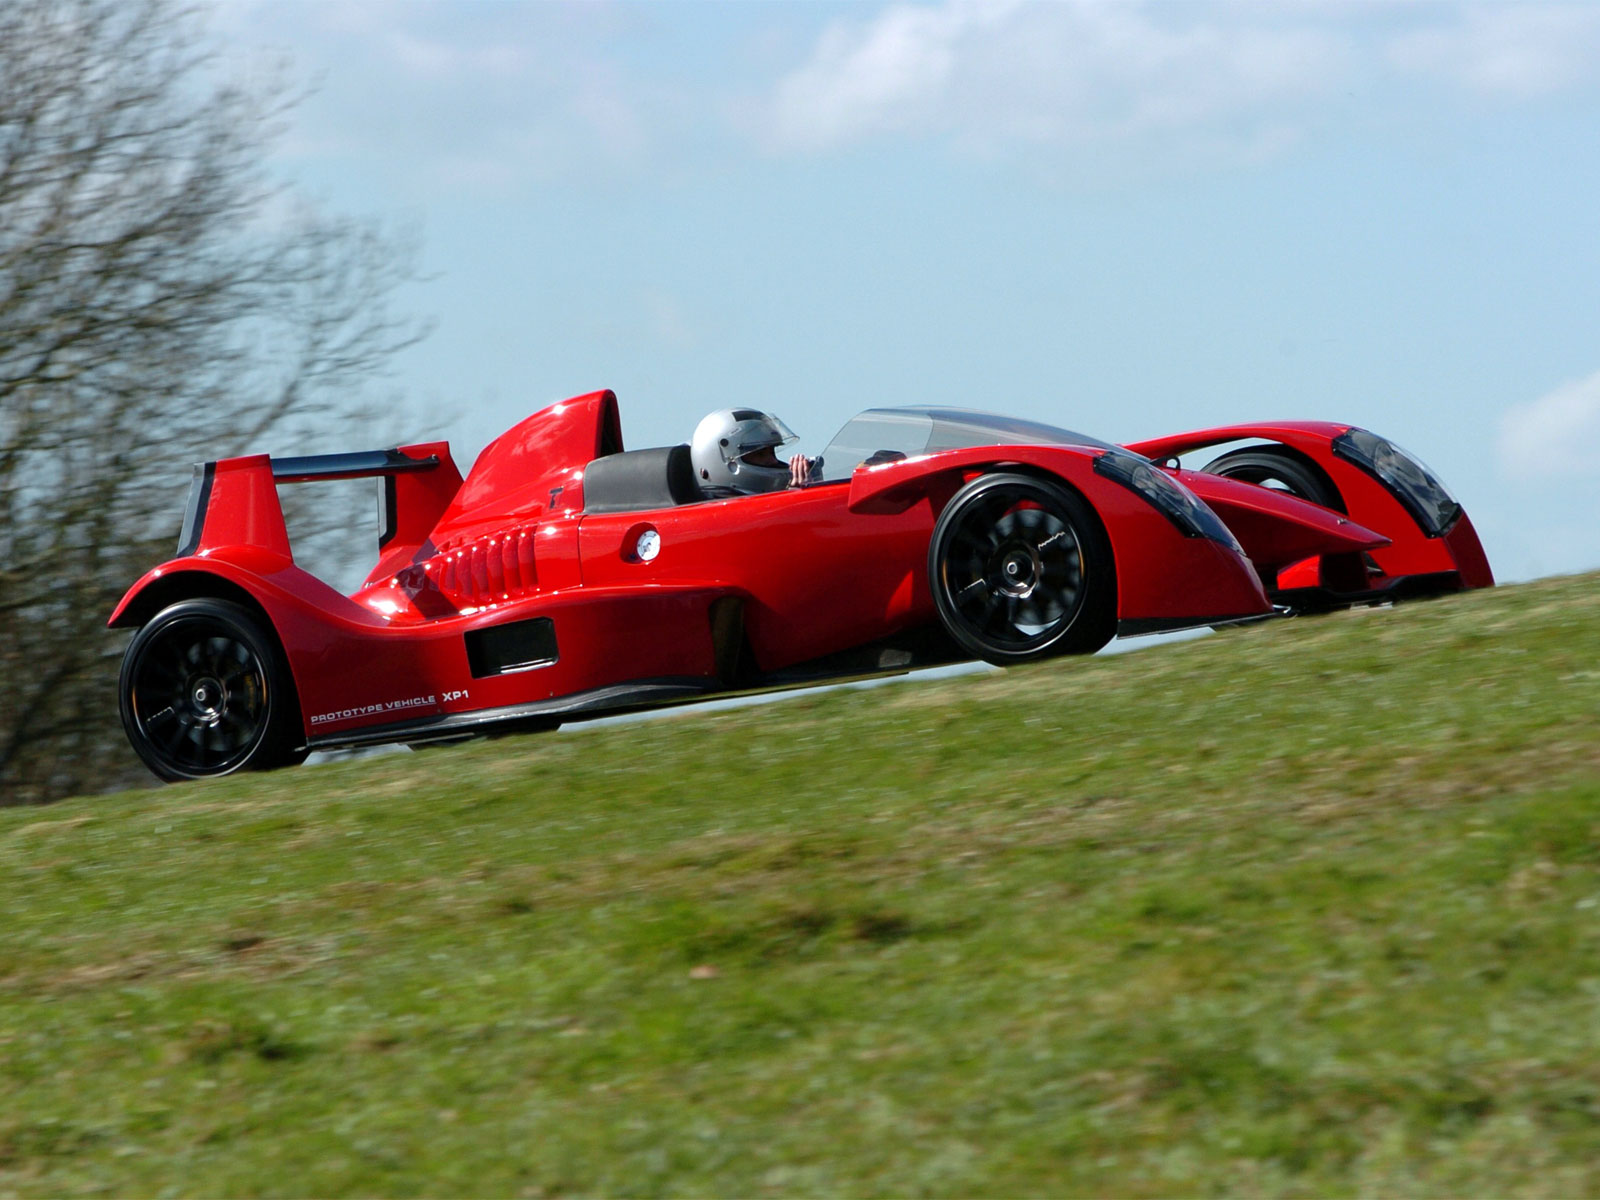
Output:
1094,450,1242,552
1332,428,1461,537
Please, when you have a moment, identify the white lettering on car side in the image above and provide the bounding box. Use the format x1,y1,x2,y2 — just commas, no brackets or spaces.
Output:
308,693,440,726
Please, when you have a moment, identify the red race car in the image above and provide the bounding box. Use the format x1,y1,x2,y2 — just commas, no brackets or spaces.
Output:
110,390,1493,781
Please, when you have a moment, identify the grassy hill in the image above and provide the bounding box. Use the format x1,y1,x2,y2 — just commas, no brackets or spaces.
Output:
3,572,1599,1196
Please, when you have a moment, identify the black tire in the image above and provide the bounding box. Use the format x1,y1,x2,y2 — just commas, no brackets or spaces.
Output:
928,473,1117,665
119,598,304,782
1200,446,1343,511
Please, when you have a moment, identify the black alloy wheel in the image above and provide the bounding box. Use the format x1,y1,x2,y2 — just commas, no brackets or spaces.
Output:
119,598,303,781
928,472,1116,665
1200,446,1343,511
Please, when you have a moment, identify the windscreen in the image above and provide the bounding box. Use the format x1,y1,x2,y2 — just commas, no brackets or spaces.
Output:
817,407,1117,479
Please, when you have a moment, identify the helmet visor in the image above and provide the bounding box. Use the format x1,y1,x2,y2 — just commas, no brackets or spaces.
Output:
719,415,797,465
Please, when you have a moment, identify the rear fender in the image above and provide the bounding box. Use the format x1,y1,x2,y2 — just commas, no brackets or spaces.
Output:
108,552,373,631
108,554,391,743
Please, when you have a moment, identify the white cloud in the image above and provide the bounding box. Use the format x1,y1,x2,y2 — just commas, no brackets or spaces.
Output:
763,1,1600,159
1500,369,1600,480
766,1,1349,154
1387,5,1600,96
770,1,1008,150
212,1,1600,186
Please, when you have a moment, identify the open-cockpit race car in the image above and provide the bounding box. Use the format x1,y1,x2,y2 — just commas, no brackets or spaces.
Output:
110,390,1493,780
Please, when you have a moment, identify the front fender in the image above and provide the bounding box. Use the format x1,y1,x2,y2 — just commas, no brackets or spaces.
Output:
1123,421,1353,463
1125,421,1492,589
844,444,1271,626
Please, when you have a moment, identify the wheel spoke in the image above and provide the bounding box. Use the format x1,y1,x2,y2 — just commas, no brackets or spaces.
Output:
143,651,186,690
160,719,188,753
226,694,261,730
1042,539,1080,573
230,643,254,687
992,513,1024,541
958,582,994,622
971,601,999,629
998,594,1024,635
978,593,1010,638
219,659,258,689
1040,561,1079,593
951,526,998,561
202,636,229,677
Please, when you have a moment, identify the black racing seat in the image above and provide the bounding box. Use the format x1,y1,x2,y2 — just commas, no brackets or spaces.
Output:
582,444,705,514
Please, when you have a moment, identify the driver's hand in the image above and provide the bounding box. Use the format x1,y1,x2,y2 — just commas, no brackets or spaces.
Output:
789,453,812,487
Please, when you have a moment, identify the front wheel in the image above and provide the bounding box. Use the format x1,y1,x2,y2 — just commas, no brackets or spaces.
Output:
928,473,1117,665
1200,446,1343,511
119,598,304,782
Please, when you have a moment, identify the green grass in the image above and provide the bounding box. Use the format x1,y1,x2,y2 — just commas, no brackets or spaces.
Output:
4,572,1599,1197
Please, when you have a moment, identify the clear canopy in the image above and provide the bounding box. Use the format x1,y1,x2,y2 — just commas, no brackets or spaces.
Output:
816,407,1118,480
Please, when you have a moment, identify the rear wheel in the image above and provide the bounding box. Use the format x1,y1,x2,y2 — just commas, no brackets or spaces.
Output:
119,598,303,782
1200,446,1342,510
928,473,1116,665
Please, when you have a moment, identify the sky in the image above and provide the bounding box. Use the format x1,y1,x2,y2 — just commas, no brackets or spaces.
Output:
208,0,1600,584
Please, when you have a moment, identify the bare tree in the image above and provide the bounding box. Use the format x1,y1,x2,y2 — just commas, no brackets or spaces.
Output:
0,0,426,803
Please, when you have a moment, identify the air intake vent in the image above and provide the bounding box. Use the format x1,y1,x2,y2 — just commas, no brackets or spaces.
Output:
430,525,538,605
464,617,558,678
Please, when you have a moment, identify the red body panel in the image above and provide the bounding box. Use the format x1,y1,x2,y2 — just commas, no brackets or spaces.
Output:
428,389,621,546
365,441,464,584
110,398,1490,753
194,457,293,562
1125,421,1494,593
1175,470,1389,570
1443,512,1494,590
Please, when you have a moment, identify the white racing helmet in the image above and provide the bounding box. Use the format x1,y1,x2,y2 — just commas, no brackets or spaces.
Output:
690,409,798,496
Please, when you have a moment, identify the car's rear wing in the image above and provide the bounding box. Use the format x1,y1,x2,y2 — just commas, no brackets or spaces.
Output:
176,443,463,580
267,448,441,483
